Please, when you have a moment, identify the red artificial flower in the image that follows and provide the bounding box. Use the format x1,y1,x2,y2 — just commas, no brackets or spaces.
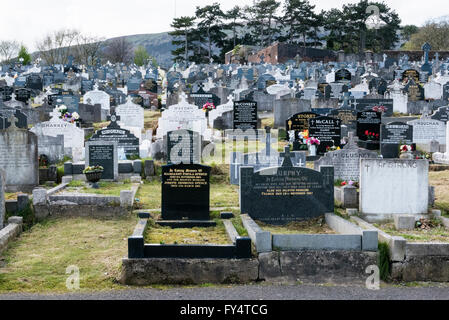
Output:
341,181,347,186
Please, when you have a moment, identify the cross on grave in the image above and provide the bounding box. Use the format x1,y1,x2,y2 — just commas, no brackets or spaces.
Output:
280,146,293,167
260,54,265,64
107,113,121,126
49,108,61,119
422,43,431,64
7,114,17,130
341,92,353,108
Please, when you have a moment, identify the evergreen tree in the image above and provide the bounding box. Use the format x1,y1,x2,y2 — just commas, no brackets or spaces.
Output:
282,0,316,47
195,3,225,61
169,16,196,63
18,45,31,65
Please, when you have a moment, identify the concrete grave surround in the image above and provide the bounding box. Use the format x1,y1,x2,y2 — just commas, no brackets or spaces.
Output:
85,141,119,181
360,159,429,220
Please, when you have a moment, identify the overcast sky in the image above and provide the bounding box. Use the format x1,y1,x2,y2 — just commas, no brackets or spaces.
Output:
0,0,446,51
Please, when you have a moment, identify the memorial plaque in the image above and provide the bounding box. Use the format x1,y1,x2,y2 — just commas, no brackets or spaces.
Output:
335,69,351,82
401,69,420,83
381,122,413,158
240,147,334,225
308,116,342,155
329,109,357,131
161,163,211,220
87,143,117,180
314,134,378,181
407,118,446,145
352,99,393,117
89,113,139,157
357,111,381,142
166,130,201,164
233,100,258,130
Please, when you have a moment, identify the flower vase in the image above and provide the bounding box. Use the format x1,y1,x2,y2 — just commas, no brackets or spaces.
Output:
309,145,317,156
400,151,414,159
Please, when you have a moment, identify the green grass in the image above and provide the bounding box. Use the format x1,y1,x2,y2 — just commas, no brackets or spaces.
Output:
0,216,137,293
378,242,391,281
79,182,134,196
376,219,449,242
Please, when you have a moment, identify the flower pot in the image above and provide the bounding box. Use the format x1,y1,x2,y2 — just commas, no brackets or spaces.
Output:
85,171,103,183
400,151,414,160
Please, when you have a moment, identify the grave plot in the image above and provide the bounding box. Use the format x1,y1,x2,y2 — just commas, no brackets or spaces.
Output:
351,212,449,282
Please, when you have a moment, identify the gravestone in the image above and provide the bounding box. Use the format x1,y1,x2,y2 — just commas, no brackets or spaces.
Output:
314,133,378,181
308,116,342,155
115,97,145,130
356,110,381,149
0,117,39,192
431,106,449,124
352,99,393,117
360,159,429,221
433,122,449,164
335,69,352,82
329,108,357,132
166,129,201,164
407,118,446,146
30,109,84,156
85,141,118,181
230,127,306,185
285,112,319,140
38,134,65,163
443,83,449,102
381,122,413,158
233,100,258,130
0,109,27,130
240,147,334,225
88,113,140,158
161,163,211,221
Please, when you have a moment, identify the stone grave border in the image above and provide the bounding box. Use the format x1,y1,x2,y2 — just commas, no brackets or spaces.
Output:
241,214,378,253
0,216,24,254
127,212,252,260
352,212,449,282
33,180,140,220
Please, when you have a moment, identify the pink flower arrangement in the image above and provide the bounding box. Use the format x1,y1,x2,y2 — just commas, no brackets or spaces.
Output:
306,137,320,146
202,102,216,112
372,105,386,113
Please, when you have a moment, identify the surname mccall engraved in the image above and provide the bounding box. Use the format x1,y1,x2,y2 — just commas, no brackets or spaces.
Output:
163,168,208,188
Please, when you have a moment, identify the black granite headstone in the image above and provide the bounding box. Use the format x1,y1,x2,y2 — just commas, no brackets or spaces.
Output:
356,110,381,150
380,122,413,158
352,99,393,117
285,112,319,140
233,100,258,130
161,163,211,221
335,69,351,82
308,116,342,155
240,147,334,225
166,130,201,164
88,144,115,180
431,106,449,124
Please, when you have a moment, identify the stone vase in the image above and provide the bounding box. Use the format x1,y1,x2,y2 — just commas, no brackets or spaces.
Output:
309,145,317,156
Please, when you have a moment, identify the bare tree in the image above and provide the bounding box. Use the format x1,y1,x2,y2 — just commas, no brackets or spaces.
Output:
36,29,81,65
0,40,20,63
103,37,133,64
73,35,105,66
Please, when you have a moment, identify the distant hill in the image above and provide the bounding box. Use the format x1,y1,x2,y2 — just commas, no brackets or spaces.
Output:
106,32,175,69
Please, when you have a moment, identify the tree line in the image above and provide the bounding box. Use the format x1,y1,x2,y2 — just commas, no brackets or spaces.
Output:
0,29,157,68
170,0,449,64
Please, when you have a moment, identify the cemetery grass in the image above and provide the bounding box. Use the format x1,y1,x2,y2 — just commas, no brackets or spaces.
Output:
257,216,336,235
373,219,449,242
429,170,449,216
0,215,137,293
144,212,231,245
67,180,134,196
